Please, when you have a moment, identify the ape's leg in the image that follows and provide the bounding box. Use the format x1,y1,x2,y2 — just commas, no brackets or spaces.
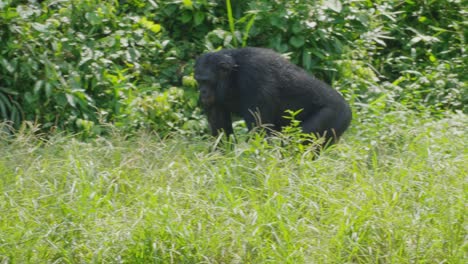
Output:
205,106,233,136
301,107,349,145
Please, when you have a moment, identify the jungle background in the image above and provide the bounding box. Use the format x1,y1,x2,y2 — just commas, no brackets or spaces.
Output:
0,0,466,263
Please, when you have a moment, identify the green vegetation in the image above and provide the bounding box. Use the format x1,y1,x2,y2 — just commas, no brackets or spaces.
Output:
0,111,466,263
0,0,467,262
0,0,466,134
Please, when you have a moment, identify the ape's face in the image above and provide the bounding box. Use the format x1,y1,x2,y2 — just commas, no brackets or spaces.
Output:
194,59,217,106
194,52,236,107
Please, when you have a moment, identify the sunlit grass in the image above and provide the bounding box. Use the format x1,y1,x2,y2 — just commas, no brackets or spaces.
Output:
0,112,466,263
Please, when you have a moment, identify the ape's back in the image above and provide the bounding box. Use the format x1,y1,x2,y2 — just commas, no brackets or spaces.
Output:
229,48,349,118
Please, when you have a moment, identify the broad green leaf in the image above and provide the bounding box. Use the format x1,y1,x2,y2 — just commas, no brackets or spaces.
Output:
85,12,101,25
31,22,47,32
139,17,161,33
324,0,343,13
180,12,192,23
292,22,302,34
1,59,14,73
194,12,205,26
182,0,193,9
289,36,305,48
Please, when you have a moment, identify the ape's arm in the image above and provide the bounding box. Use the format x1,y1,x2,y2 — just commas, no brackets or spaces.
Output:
204,105,233,136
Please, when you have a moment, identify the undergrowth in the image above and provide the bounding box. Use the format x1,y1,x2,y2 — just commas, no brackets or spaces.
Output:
0,110,466,263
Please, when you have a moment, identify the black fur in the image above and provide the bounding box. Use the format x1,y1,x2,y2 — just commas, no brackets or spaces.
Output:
194,47,352,145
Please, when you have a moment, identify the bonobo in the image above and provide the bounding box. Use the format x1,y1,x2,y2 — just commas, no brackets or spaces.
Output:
194,47,352,146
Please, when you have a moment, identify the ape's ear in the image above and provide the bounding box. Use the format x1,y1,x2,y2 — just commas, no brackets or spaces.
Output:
219,54,237,72
215,54,236,102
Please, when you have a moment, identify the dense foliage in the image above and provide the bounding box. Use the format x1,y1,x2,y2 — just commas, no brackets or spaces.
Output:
0,0,466,135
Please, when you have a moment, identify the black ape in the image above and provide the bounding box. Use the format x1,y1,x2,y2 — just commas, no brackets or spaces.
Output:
194,47,352,145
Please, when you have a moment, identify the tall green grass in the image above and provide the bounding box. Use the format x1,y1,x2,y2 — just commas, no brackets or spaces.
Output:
0,111,466,263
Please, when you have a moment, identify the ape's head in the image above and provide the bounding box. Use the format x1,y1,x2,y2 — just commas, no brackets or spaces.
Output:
194,52,237,106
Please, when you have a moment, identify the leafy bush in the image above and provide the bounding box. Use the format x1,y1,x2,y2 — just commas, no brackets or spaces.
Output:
0,0,219,134
377,0,467,112
205,0,466,112
0,0,466,136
